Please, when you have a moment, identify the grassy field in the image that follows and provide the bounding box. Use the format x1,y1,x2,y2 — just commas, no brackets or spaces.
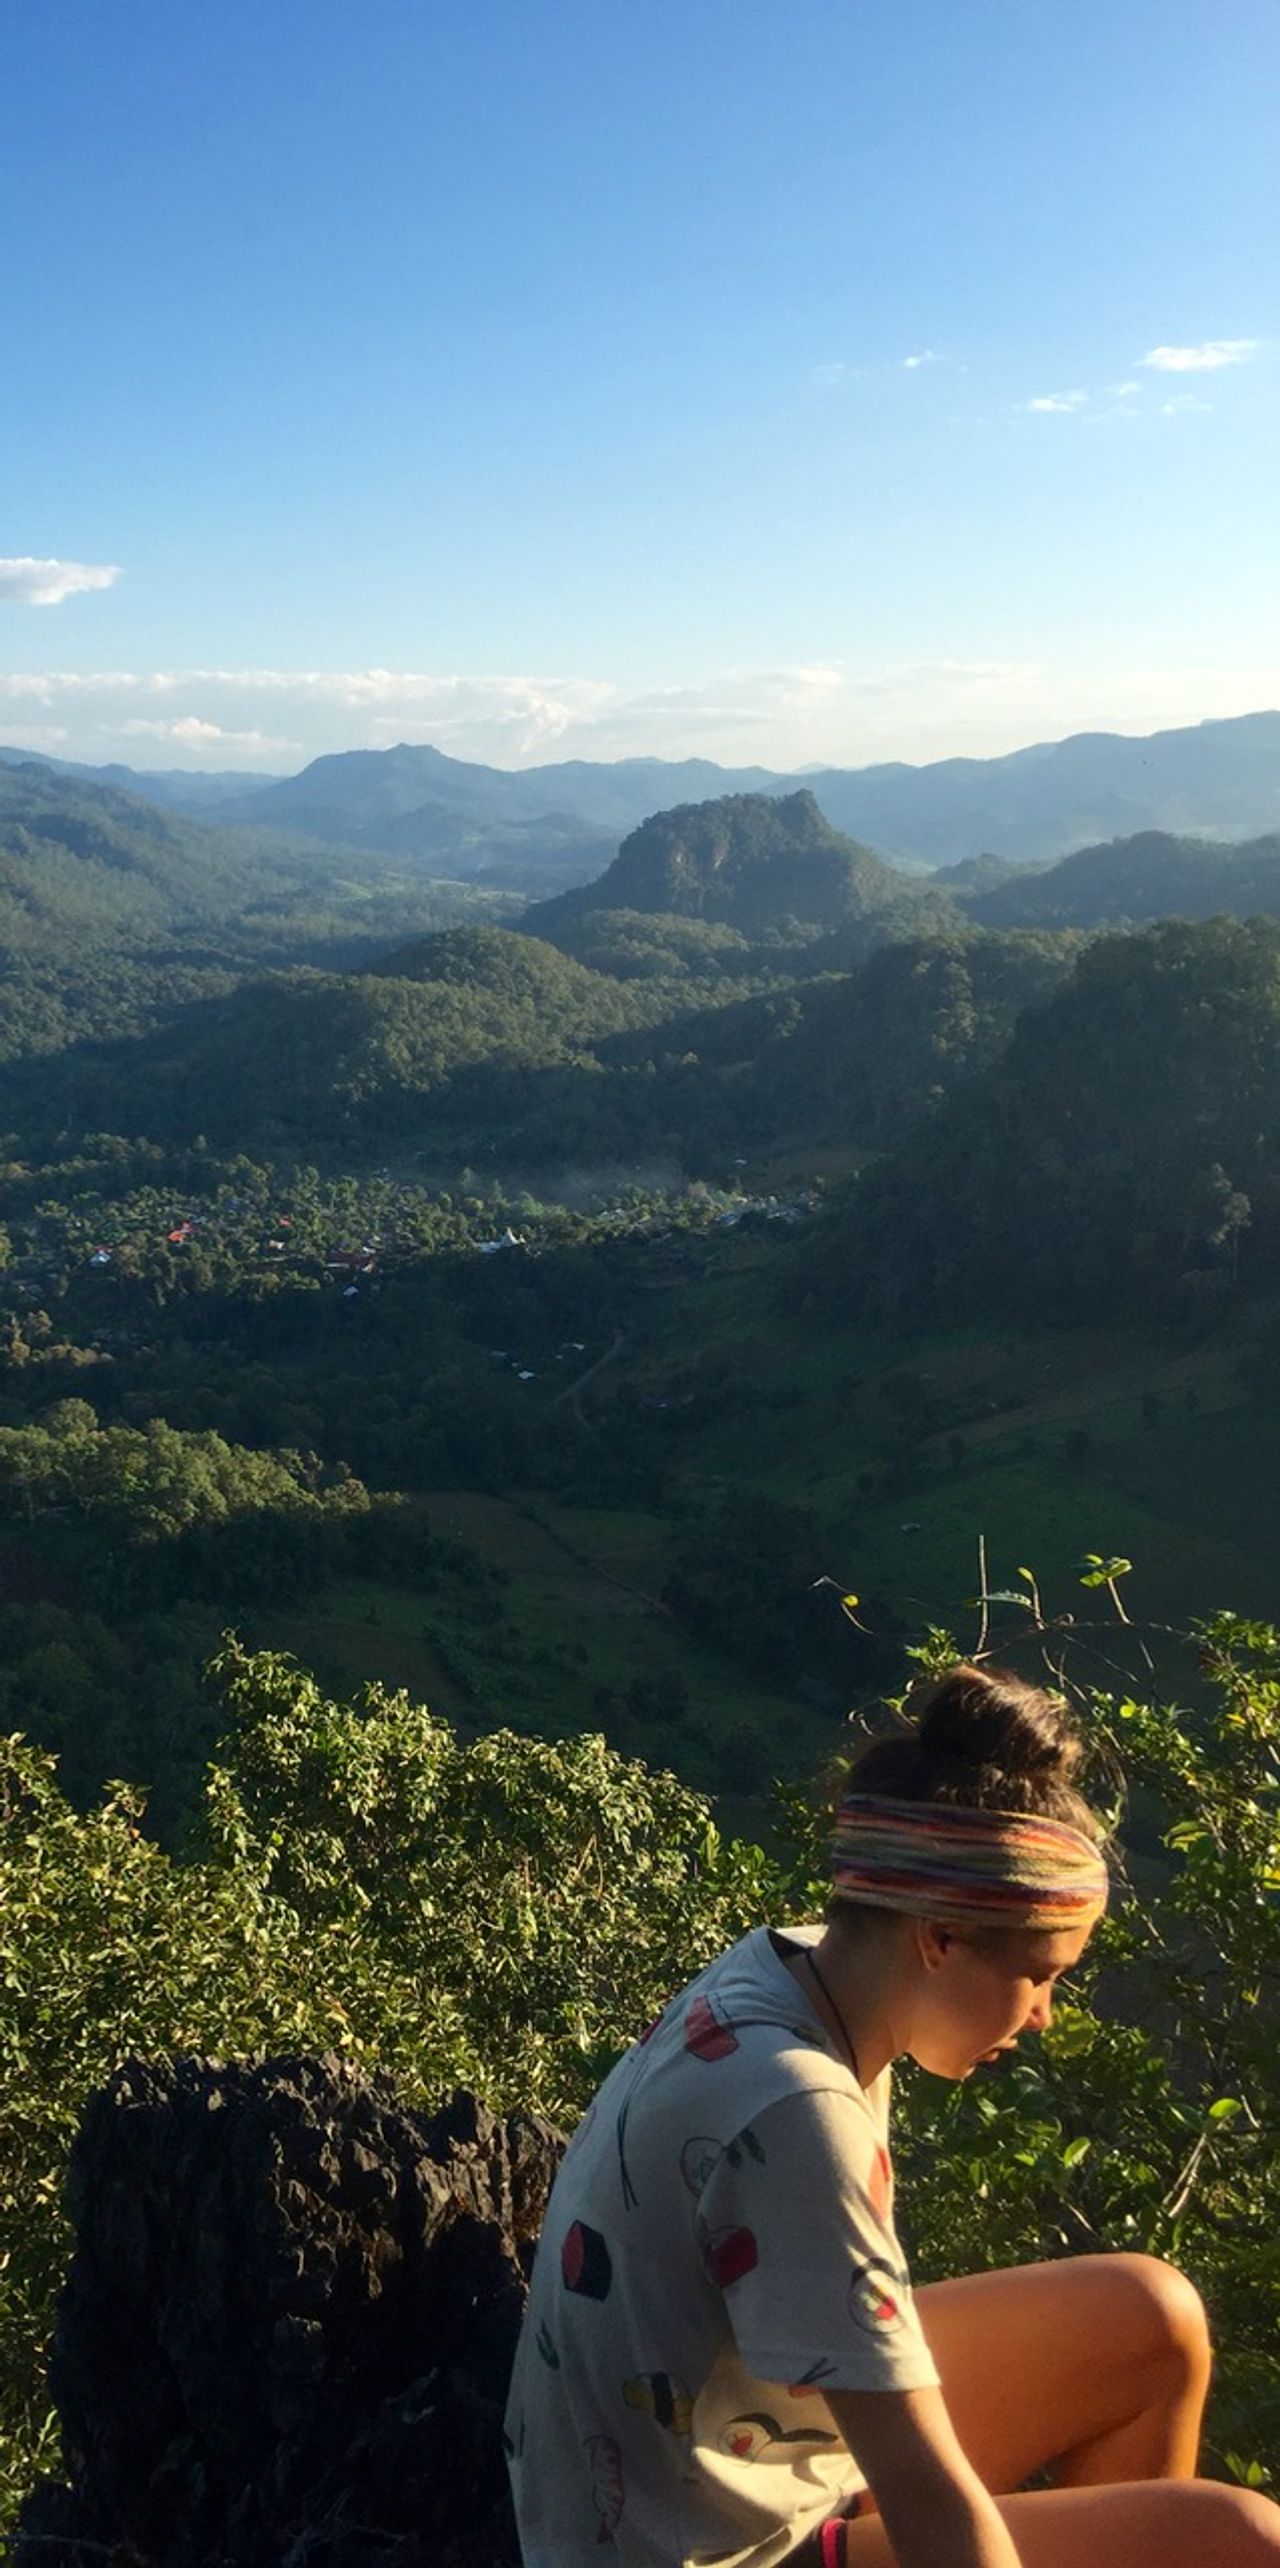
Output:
602,1239,1276,1623
254,1227,1278,1820
258,1484,825,1808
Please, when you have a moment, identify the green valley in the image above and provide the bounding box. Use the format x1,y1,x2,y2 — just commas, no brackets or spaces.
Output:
1,766,1278,1838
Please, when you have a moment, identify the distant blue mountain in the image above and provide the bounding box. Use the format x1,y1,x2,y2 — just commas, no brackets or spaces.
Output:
5,709,1279,875
0,746,278,812
798,711,1280,865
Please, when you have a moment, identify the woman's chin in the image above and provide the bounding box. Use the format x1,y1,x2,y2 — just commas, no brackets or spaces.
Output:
911,2042,979,2080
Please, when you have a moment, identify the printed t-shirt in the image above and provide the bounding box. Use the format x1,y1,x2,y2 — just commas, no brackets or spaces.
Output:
504,1923,939,2568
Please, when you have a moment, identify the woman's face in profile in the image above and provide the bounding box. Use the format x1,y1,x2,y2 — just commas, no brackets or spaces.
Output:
910,1914,1096,2080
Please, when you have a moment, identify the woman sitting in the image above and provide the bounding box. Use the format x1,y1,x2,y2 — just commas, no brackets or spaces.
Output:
505,1660,1280,2567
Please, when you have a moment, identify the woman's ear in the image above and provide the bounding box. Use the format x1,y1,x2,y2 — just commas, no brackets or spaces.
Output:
915,1916,952,1972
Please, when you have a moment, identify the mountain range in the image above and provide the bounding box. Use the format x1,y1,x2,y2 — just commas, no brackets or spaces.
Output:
5,709,1279,881
7,748,1280,1017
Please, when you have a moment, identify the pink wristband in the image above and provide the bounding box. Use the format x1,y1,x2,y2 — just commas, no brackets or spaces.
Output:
820,2521,843,2568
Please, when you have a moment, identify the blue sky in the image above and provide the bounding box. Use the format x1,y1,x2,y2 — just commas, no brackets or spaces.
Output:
2,0,1276,772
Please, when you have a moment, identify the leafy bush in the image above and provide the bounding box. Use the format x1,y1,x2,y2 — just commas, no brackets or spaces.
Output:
0,1642,778,2528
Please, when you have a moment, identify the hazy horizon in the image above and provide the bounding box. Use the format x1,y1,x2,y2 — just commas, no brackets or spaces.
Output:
7,701,1280,787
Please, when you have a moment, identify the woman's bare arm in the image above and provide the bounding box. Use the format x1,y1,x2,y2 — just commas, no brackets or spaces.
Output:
824,2384,1024,2568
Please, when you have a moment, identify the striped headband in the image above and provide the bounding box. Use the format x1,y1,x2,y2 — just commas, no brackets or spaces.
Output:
831,1794,1109,1930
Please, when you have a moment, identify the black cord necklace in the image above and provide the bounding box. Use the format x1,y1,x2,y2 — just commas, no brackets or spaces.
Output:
804,1946,861,2084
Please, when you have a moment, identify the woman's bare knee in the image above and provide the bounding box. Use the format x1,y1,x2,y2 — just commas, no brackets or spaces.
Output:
994,2481,1280,2568
1215,2486,1280,2566
1106,2252,1212,2392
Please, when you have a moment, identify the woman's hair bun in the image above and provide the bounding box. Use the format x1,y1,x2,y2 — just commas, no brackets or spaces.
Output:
844,1659,1098,1829
915,1662,1083,1785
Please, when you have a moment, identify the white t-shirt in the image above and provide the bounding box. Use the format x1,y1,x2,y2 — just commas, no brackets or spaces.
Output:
505,1925,939,2568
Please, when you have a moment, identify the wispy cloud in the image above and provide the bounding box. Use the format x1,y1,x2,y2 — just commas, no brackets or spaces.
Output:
1140,339,1259,373
1160,394,1214,416
813,353,946,385
616,664,845,734
2,660,1278,773
0,668,617,766
841,659,1044,702
0,722,69,749
1109,380,1141,398
1025,390,1088,414
120,715,297,755
0,556,121,606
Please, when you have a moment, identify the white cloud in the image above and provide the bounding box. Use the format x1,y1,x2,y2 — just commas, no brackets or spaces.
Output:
777,662,845,700
811,361,854,385
0,556,121,606
0,723,69,750
1,659,1278,773
1139,339,1259,373
903,349,941,369
1160,394,1213,416
1025,389,1088,413
120,716,297,755
601,663,847,741
1109,380,1141,397
0,668,618,768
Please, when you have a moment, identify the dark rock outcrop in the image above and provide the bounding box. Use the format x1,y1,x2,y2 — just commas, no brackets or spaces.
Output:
15,2055,563,2568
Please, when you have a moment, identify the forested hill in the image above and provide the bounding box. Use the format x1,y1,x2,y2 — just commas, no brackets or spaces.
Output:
0,762,317,1058
524,790,941,941
0,763,516,1063
370,921,625,1005
0,760,501,961
815,916,1280,1324
0,935,669,1153
963,826,1280,929
0,760,273,943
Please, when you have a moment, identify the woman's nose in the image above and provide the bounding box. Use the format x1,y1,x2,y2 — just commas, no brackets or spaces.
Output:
1024,1987,1053,2034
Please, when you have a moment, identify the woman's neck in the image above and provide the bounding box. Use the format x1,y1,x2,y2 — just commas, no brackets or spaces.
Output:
786,1922,906,2088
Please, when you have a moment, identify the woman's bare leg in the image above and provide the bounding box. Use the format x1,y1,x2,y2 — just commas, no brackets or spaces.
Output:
838,2481,1280,2568
912,2252,1211,2487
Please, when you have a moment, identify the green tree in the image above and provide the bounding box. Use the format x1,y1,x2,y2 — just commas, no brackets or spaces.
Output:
0,1644,780,2528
